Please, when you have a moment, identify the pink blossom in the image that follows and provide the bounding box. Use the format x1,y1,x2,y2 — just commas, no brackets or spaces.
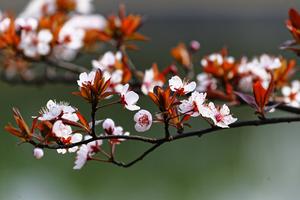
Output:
201,102,237,128
134,109,152,132
169,76,196,95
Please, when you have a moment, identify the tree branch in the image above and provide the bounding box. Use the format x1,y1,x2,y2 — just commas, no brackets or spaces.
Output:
28,115,300,168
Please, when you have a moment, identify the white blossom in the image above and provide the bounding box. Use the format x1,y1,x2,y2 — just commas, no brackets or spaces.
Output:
58,26,85,50
73,144,89,170
282,80,300,107
15,17,38,31
38,100,78,122
33,148,44,159
52,120,72,138
134,109,152,132
57,133,83,154
169,76,196,95
77,71,96,87
141,68,163,95
179,91,206,117
75,0,94,14
73,135,103,170
196,73,217,92
201,53,234,67
92,51,122,71
18,29,53,58
201,102,237,128
18,0,56,19
120,84,140,111
0,17,11,33
63,15,106,31
103,118,130,144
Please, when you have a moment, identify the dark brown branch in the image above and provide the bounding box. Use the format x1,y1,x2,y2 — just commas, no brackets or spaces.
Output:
111,116,300,168
111,141,165,168
29,116,300,168
276,104,300,115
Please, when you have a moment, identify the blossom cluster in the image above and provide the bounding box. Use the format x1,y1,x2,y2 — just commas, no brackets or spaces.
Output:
0,1,145,80
3,2,300,170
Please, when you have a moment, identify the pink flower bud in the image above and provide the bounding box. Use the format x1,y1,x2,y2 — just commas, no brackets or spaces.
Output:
189,40,200,52
33,148,44,159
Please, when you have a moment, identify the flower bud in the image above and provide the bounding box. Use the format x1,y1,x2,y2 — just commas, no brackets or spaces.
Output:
189,40,200,52
33,148,44,159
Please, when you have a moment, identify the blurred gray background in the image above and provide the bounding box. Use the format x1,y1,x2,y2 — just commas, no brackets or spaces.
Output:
1,1,300,200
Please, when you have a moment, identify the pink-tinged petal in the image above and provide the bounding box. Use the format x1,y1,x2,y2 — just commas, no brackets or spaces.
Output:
169,76,183,91
121,84,130,95
223,115,237,126
33,148,44,159
220,104,230,116
199,105,213,118
216,122,229,128
125,91,139,105
71,133,83,143
126,104,140,111
73,145,89,170
282,86,291,96
184,81,196,93
102,118,115,130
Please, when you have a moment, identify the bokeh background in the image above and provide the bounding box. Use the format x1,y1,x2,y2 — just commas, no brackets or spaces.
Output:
1,0,300,200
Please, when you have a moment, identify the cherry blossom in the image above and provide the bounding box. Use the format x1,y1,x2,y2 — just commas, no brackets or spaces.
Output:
63,14,106,31
54,26,85,60
119,84,140,111
73,135,103,170
77,71,96,87
179,91,207,117
38,100,79,122
75,0,94,14
73,144,89,170
52,120,72,138
237,55,282,91
92,51,122,71
15,17,38,32
18,29,53,58
169,75,196,95
0,17,11,33
18,0,56,19
189,40,200,52
107,70,124,93
57,133,83,154
201,102,237,128
33,148,44,159
141,68,164,95
196,73,217,92
103,118,130,144
52,121,82,154
134,109,153,132
58,27,85,50
282,80,300,107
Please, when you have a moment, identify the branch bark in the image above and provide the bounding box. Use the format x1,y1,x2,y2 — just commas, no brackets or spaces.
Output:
29,115,300,168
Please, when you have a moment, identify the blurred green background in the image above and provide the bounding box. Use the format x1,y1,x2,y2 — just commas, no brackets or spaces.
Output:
1,1,300,200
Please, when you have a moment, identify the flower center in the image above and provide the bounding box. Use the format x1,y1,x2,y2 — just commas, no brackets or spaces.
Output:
289,92,297,101
139,115,149,126
175,87,185,95
215,113,223,122
192,101,199,112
